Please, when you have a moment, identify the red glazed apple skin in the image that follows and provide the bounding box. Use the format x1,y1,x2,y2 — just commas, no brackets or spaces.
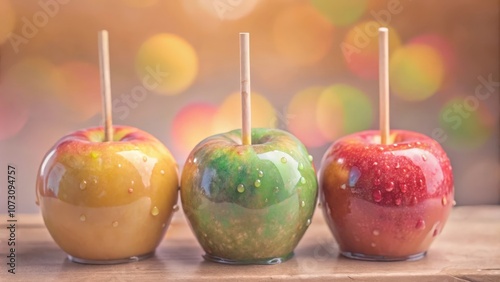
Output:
319,130,454,259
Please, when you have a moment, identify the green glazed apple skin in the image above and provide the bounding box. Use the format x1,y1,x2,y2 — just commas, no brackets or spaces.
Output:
36,126,179,263
181,128,318,264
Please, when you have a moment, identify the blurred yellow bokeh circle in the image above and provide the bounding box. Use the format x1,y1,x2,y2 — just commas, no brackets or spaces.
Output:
136,33,198,95
287,87,327,147
390,44,444,101
317,84,372,140
310,0,367,26
213,92,276,133
273,4,334,66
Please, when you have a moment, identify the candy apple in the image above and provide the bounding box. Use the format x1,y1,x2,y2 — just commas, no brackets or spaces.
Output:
319,130,454,261
181,128,318,264
36,125,179,263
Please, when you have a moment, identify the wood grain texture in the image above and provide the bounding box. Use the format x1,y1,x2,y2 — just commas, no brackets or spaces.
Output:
1,206,499,281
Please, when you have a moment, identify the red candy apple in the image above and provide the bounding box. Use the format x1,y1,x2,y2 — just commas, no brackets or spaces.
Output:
36,126,179,263
319,130,454,260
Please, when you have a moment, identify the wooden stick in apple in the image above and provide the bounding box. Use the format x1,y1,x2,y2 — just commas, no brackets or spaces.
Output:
240,32,251,145
98,30,113,142
379,27,390,145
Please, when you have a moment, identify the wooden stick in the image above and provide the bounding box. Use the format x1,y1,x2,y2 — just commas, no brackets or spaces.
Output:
98,30,113,142
378,27,390,145
240,32,251,145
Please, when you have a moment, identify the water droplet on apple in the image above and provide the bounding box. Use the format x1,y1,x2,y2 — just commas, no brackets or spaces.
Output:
374,178,381,186
373,161,378,166
258,170,264,178
237,184,245,193
411,197,418,205
395,162,400,169
421,154,427,161
274,186,279,193
453,200,457,206
416,141,421,145
378,146,384,151
433,228,439,237
80,180,87,190
173,205,179,212
151,206,159,216
90,152,99,159
308,155,314,162
408,144,412,148
385,181,395,192
118,163,122,168
281,157,287,164
340,183,346,189
301,200,305,207
160,169,165,175
254,179,261,188
371,242,376,247
392,143,398,147
306,219,311,226
142,156,148,162
441,196,447,206
128,188,134,193
415,219,425,230
401,184,408,193
112,221,119,227
298,162,304,170
265,198,268,203
193,157,198,164
372,229,380,236
349,166,361,187
80,214,86,222
300,177,306,184
131,180,135,185
372,190,382,202
395,198,402,206
375,169,382,176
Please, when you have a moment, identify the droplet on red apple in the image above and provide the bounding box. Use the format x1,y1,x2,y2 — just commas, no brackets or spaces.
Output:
372,190,382,202
415,219,426,230
385,182,395,192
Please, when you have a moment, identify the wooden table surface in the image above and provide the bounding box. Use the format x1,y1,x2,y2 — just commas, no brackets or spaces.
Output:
1,205,499,281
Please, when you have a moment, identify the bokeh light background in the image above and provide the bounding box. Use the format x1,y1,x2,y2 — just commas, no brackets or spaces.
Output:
0,0,498,213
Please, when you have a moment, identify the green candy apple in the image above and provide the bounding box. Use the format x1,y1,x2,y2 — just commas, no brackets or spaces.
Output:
181,128,318,264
